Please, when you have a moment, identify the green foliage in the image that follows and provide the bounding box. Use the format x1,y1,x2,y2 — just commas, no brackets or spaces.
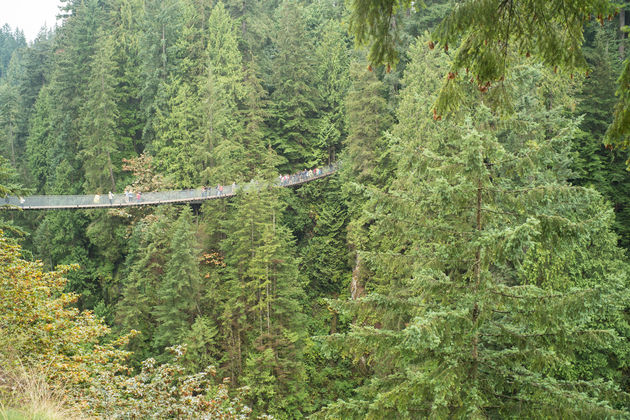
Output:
86,346,253,419
5,0,630,416
138,0,185,145
346,0,418,68
198,1,251,184
80,33,119,193
0,24,26,80
0,82,20,166
268,1,321,170
321,38,630,418
344,61,391,183
0,228,253,418
213,183,308,417
153,206,202,351
116,209,173,362
348,0,630,142
607,56,630,145
314,20,351,164
25,86,54,192
152,79,203,187
300,179,350,297
571,25,630,249
0,229,130,391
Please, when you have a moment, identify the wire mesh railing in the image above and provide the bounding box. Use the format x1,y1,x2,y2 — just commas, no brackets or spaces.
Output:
2,164,338,210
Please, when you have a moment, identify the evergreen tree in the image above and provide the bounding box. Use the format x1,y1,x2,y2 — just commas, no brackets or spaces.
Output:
9,30,54,181
322,39,630,418
25,86,54,192
571,25,630,249
117,209,173,362
238,61,272,178
344,60,391,183
0,24,26,80
268,1,321,171
314,20,351,164
153,206,202,351
300,179,350,297
138,0,184,145
216,180,308,417
152,78,203,187
197,1,248,184
0,82,19,166
80,33,119,192
109,0,146,158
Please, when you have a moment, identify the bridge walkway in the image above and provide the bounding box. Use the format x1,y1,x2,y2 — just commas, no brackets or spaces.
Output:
2,164,337,210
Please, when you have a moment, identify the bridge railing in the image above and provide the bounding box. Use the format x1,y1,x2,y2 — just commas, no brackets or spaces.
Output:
2,163,338,210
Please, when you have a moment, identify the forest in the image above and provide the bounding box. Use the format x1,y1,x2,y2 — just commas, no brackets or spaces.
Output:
1,0,630,418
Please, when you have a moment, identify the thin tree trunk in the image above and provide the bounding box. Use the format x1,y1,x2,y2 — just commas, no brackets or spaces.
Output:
350,253,365,300
237,325,242,375
330,309,337,334
161,24,166,73
266,268,271,335
230,327,236,382
259,284,263,337
620,9,626,59
472,177,482,379
9,123,15,167
107,151,116,191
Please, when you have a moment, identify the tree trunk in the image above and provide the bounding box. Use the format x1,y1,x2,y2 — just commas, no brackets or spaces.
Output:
620,9,626,59
161,24,166,73
9,122,15,167
472,177,482,380
107,151,116,191
350,253,365,300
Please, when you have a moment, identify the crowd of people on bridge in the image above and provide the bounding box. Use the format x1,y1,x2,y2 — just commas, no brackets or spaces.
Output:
9,165,334,209
279,167,324,185
93,168,329,204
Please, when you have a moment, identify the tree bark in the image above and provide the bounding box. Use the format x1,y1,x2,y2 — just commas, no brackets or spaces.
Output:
620,9,626,59
472,177,482,379
107,151,116,191
350,253,365,300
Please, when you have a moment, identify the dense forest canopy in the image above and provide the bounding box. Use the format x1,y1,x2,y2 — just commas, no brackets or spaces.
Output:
0,0,630,418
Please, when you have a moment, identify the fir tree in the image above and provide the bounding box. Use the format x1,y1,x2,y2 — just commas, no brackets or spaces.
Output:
197,1,248,184
301,179,350,297
0,24,26,80
117,209,173,362
152,78,203,187
322,39,630,418
80,33,119,193
216,179,308,417
109,0,146,158
153,206,201,351
314,20,351,164
344,60,391,183
138,0,184,145
0,82,19,166
571,25,630,249
268,1,321,171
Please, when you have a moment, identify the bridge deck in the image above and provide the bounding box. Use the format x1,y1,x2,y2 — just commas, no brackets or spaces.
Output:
2,164,337,210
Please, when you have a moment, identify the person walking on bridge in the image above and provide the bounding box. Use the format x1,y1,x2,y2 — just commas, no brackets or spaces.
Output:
108,191,114,204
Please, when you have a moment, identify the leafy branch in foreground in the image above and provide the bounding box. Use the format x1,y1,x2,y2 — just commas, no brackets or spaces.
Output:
347,0,629,142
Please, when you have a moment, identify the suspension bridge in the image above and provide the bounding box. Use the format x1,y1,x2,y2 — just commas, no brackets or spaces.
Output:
2,164,337,210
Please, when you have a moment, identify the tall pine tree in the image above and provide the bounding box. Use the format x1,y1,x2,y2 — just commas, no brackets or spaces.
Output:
322,39,630,419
